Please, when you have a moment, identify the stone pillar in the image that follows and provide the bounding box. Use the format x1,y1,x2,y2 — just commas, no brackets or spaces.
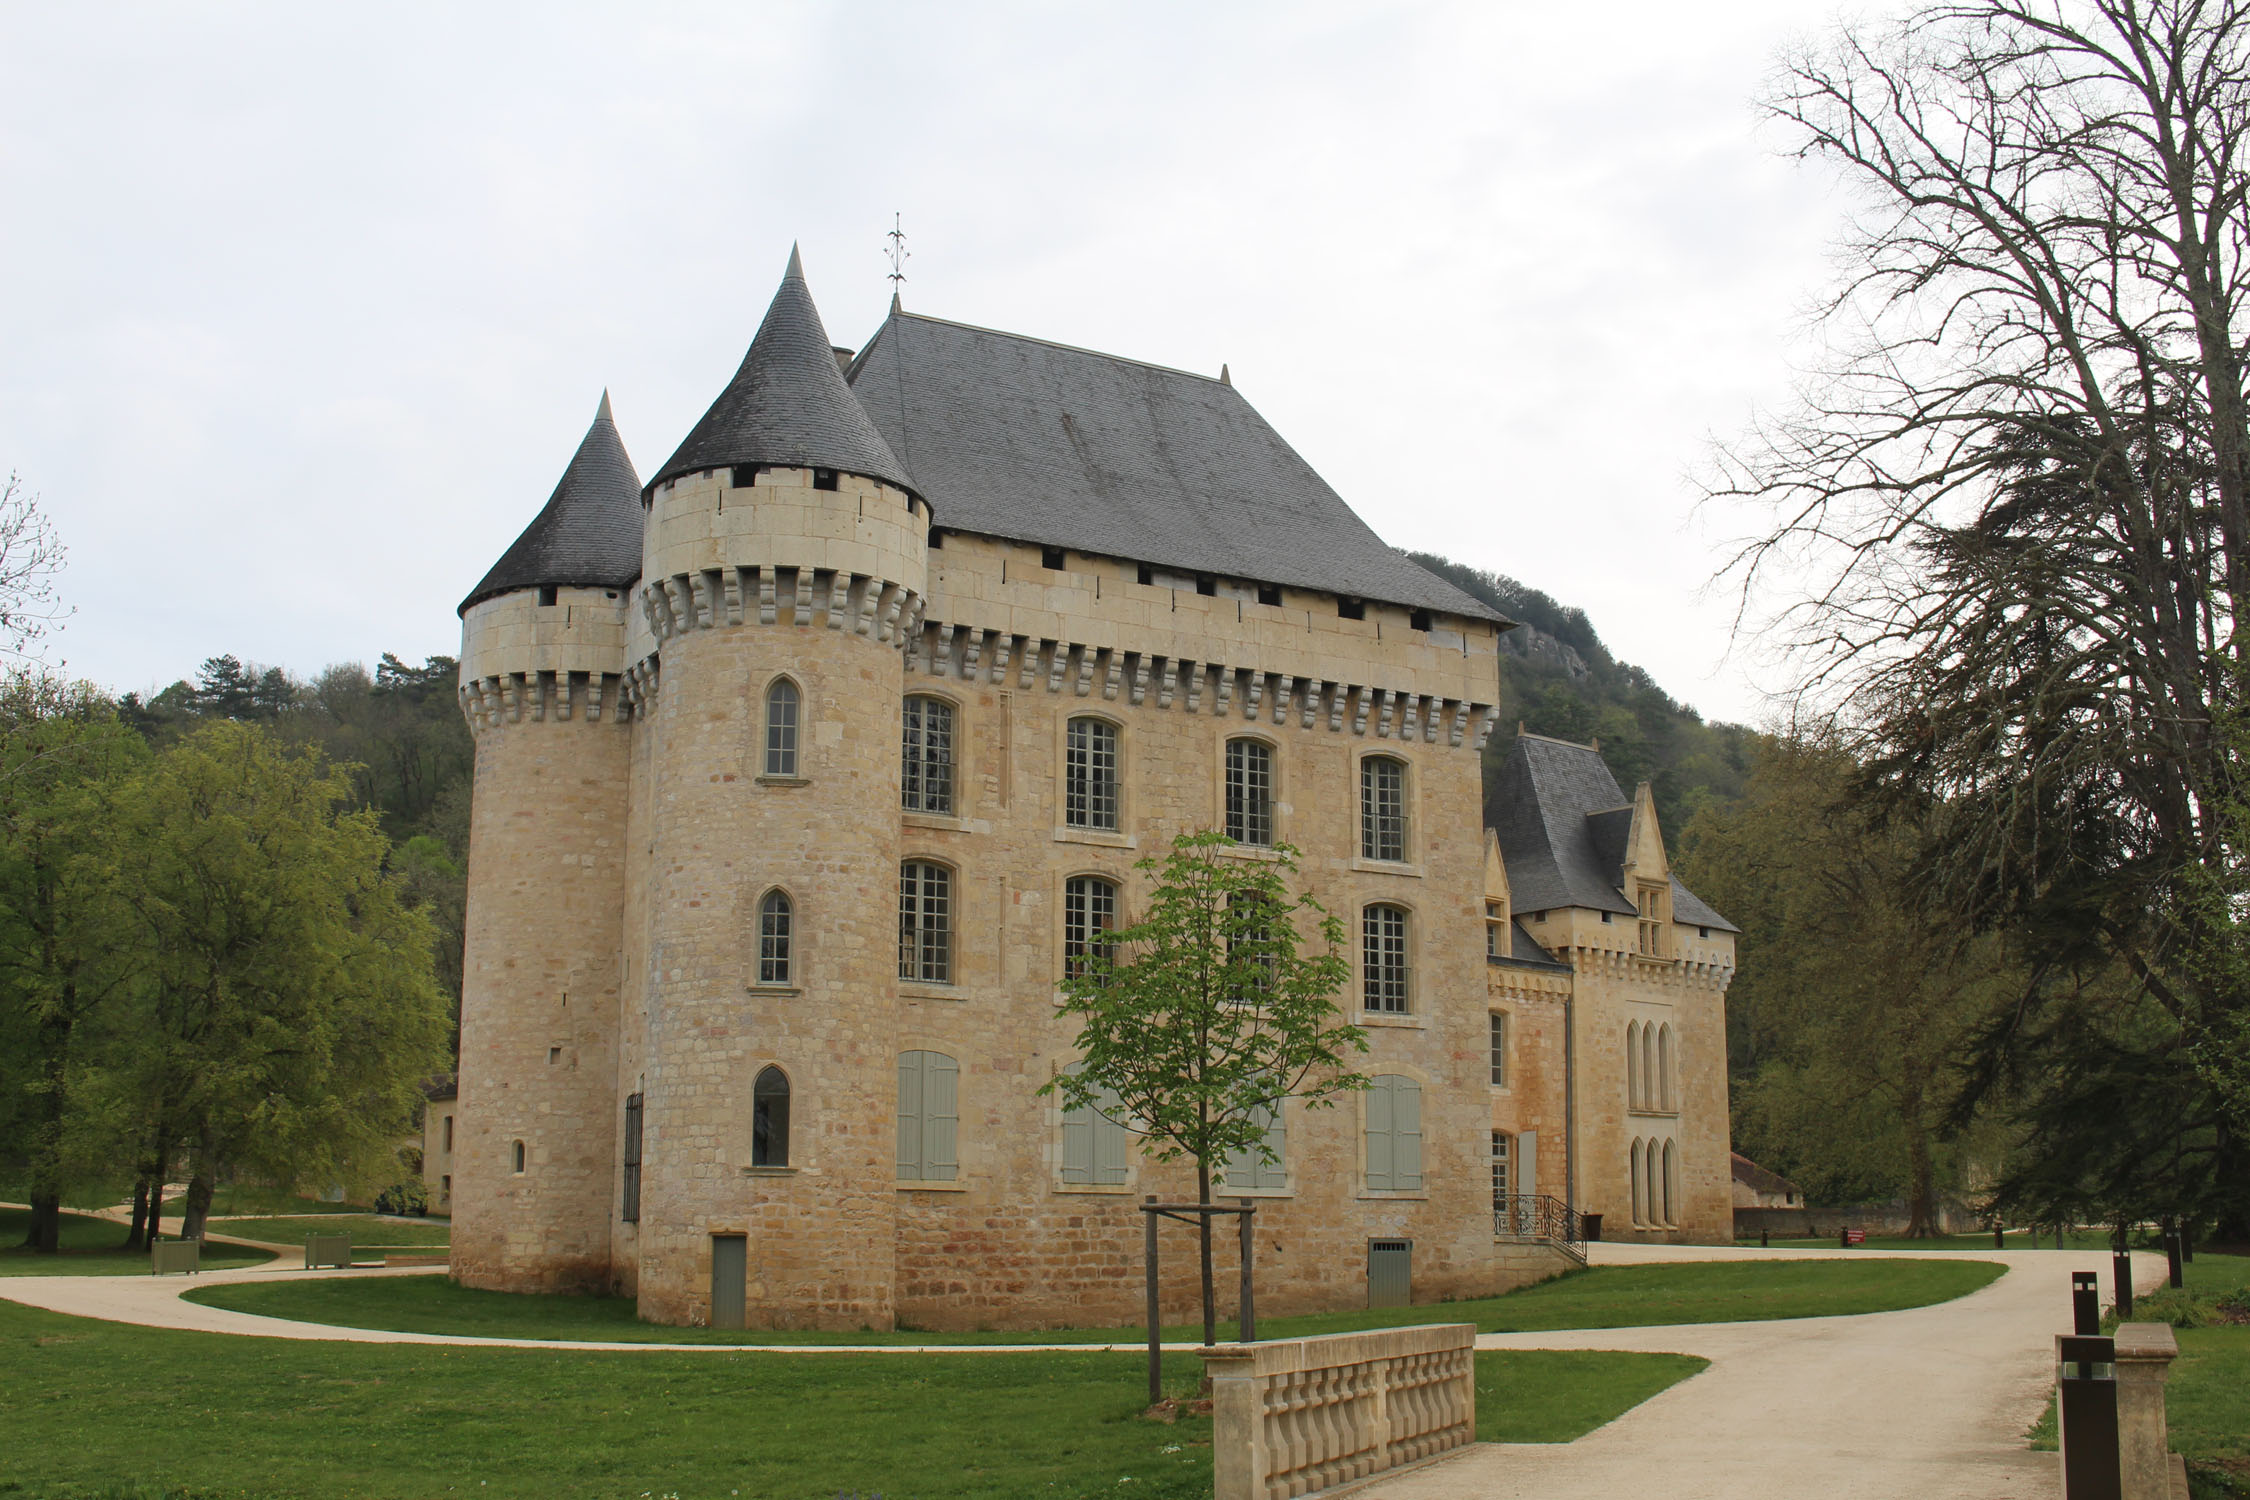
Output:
2112,1322,2180,1500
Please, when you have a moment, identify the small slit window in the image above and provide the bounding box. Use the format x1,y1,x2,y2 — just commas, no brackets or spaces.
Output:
1338,597,1366,621
1196,574,1217,597
537,585,558,607
1257,583,1282,607
1409,608,1433,632
620,1094,643,1223
1042,545,1066,570
752,1066,791,1167
1136,563,1153,586
764,678,800,776
511,1140,526,1174
758,889,793,985
813,468,839,491
732,464,760,488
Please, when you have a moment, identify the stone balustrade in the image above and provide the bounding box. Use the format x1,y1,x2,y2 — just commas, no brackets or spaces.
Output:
2113,1322,2188,1500
1200,1323,1476,1500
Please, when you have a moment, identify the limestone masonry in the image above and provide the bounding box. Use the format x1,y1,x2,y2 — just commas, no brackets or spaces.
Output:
451,248,1738,1329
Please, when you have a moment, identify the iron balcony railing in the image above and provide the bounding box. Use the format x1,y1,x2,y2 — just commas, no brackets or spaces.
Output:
1494,1193,1586,1262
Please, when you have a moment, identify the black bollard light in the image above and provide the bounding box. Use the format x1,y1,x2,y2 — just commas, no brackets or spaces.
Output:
2164,1220,2183,1289
2072,1270,2100,1335
1995,1224,2006,1249
2111,1250,2133,1319
1760,1227,1769,1248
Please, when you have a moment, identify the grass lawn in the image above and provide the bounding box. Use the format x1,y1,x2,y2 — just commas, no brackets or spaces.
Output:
0,1208,274,1277
192,1257,2002,1345
0,1299,1700,1498
208,1214,451,1249
2024,1250,2249,1499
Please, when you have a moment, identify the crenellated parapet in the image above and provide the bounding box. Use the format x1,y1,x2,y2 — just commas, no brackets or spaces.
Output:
637,563,926,650
458,583,635,734
904,619,1497,750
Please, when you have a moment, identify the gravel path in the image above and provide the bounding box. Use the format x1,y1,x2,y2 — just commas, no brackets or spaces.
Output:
1370,1241,2168,1500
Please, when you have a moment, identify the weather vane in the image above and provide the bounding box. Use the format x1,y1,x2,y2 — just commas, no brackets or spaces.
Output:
885,213,909,301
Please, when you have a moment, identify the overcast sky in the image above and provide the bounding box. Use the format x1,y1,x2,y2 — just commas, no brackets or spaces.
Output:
0,1,1863,724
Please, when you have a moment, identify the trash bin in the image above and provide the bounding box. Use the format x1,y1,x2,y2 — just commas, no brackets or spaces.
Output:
1581,1213,1602,1243
2056,1333,2120,1500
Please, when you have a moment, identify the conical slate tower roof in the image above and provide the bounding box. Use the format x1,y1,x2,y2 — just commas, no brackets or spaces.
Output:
460,391,645,614
647,246,919,499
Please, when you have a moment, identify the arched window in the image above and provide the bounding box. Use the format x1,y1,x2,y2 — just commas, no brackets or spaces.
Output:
1642,1026,1659,1112
901,696,955,814
1363,1074,1423,1191
1360,755,1407,861
1362,904,1411,1013
1062,875,1118,981
1658,1024,1675,1112
511,1139,527,1175
1064,718,1120,831
1646,1141,1664,1227
895,1050,959,1182
1626,1021,1642,1110
757,890,793,986
1662,1140,1679,1227
1059,1063,1131,1185
1629,1139,1646,1225
752,1066,791,1167
1224,738,1273,846
763,678,800,776
898,860,952,983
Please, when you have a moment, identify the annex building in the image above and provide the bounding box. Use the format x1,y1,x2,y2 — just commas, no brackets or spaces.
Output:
451,249,1737,1330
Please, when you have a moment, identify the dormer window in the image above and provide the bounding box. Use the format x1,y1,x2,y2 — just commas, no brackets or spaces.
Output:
1484,901,1507,959
1636,883,1671,958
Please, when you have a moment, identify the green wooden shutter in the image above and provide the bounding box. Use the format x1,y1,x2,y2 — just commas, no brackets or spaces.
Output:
1061,1066,1093,1184
924,1052,958,1182
1093,1084,1130,1185
897,1052,924,1180
1395,1078,1423,1190
1258,1099,1288,1188
1366,1077,1395,1190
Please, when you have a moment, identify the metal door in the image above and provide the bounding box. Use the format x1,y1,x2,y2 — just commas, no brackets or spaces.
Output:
1368,1238,1412,1308
710,1233,747,1330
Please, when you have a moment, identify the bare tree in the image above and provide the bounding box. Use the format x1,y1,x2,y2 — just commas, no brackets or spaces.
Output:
0,474,68,661
1711,0,2250,1231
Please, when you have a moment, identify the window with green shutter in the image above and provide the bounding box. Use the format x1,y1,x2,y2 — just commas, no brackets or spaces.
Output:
1363,1074,1423,1191
1059,1064,1131,1185
1222,1096,1288,1191
895,1050,959,1182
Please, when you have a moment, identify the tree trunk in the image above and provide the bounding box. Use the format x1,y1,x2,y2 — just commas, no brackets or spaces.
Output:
125,1179,149,1252
144,1132,170,1246
1904,1124,1937,1239
182,1166,216,1241
24,1191,60,1253
1196,1159,1216,1349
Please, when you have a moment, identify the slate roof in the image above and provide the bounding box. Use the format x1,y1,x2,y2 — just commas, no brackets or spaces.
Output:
844,310,1507,623
648,247,918,499
1731,1152,1800,1197
1491,919,1571,973
1488,733,1738,932
461,391,645,614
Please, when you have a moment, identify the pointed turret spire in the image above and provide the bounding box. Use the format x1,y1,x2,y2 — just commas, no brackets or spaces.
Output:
648,247,918,499
460,391,645,614
1219,363,1231,386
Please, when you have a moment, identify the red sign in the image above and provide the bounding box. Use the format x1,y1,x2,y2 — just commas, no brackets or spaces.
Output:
1844,1229,1866,1246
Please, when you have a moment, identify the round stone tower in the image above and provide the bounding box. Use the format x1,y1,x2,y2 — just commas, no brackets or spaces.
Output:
630,247,929,1328
452,392,642,1293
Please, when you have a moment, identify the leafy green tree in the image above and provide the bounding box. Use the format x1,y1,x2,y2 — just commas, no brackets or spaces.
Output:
1678,735,2015,1233
1044,831,1362,1343
102,721,453,1239
0,673,147,1250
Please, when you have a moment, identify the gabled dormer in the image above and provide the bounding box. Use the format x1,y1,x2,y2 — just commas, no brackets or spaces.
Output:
1620,781,1672,960
1482,828,1511,960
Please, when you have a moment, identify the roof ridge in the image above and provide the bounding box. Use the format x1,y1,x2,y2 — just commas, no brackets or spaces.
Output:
887,309,1232,387
1517,729,1603,752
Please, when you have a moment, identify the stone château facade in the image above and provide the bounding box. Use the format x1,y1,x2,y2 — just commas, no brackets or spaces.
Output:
450,248,1737,1330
